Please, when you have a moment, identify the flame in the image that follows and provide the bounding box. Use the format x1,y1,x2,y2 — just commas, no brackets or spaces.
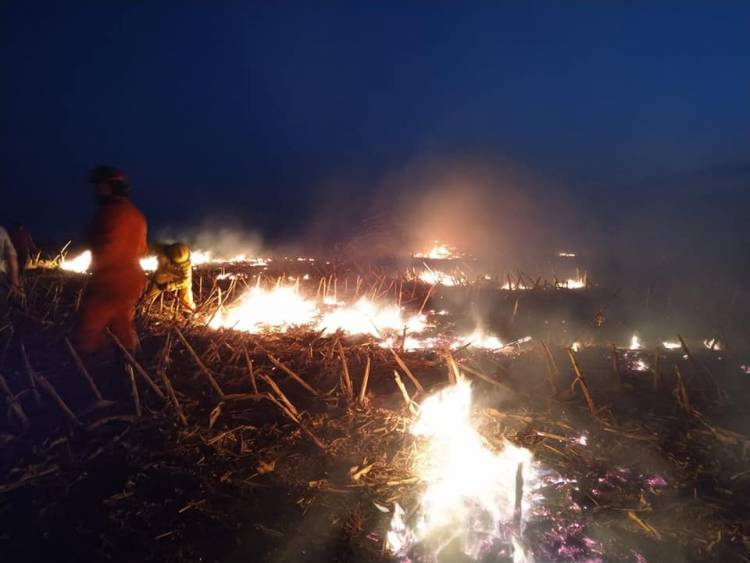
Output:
629,334,642,350
209,284,318,333
388,374,536,560
414,241,460,260
662,341,681,350
60,250,92,273
60,250,159,273
558,252,576,258
139,255,158,272
570,341,581,352
317,298,426,337
459,329,503,350
210,285,426,338
418,269,461,286
703,338,722,351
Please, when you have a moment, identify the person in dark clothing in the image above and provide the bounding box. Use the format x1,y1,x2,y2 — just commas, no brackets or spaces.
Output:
9,224,38,274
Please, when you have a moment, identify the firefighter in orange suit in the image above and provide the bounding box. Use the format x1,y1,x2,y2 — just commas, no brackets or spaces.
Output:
74,166,148,353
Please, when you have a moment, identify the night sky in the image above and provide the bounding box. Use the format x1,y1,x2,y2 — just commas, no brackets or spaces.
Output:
1,1,748,245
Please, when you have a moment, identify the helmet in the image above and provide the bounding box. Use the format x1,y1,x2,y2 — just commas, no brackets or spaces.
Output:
88,165,130,195
166,243,191,264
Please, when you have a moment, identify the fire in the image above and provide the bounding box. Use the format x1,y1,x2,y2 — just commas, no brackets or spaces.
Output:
703,338,722,351
317,298,426,337
60,250,92,273
388,374,536,560
558,252,576,258
60,250,157,273
139,255,158,272
210,284,427,338
209,283,318,333
662,341,681,350
459,329,503,350
418,269,461,287
629,334,642,350
414,241,460,260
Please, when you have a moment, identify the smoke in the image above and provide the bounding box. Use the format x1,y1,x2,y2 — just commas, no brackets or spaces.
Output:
154,216,266,259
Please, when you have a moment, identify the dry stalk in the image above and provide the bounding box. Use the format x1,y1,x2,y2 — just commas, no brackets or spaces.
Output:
674,365,692,413
337,339,354,401
653,347,661,391
36,375,79,425
258,372,299,419
157,333,187,426
264,393,326,450
64,337,103,401
567,348,597,416
444,350,460,385
537,340,558,393
243,346,258,394
393,370,412,410
389,348,424,393
173,327,225,399
0,370,30,428
610,344,622,389
678,334,717,392
19,341,41,406
358,355,371,404
125,363,142,417
106,329,166,400
266,352,318,396
455,361,515,394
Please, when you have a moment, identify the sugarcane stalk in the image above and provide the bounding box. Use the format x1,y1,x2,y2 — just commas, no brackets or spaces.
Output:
36,375,79,425
567,348,597,416
389,348,424,393
19,341,41,406
358,355,371,405
64,338,103,401
157,333,187,425
107,329,166,400
266,352,318,396
173,327,225,399
258,373,299,419
610,344,622,389
0,371,30,428
243,346,258,394
337,340,353,401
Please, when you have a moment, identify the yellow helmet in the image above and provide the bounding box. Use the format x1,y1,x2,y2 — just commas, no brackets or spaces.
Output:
166,243,191,264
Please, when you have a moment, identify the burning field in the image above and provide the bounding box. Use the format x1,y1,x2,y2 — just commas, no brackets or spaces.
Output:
1,247,750,562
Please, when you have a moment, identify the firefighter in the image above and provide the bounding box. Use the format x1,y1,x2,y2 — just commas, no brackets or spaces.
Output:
0,225,22,311
74,166,148,353
145,242,196,311
9,223,38,275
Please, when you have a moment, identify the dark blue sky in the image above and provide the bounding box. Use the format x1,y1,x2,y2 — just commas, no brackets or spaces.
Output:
1,1,748,243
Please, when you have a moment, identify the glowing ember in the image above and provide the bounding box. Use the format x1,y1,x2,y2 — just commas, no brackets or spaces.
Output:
318,298,426,337
558,252,576,258
209,284,318,333
662,341,681,350
633,359,650,372
388,374,537,560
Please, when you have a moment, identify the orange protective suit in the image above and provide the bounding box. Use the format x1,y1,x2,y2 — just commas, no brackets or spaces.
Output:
74,197,147,352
